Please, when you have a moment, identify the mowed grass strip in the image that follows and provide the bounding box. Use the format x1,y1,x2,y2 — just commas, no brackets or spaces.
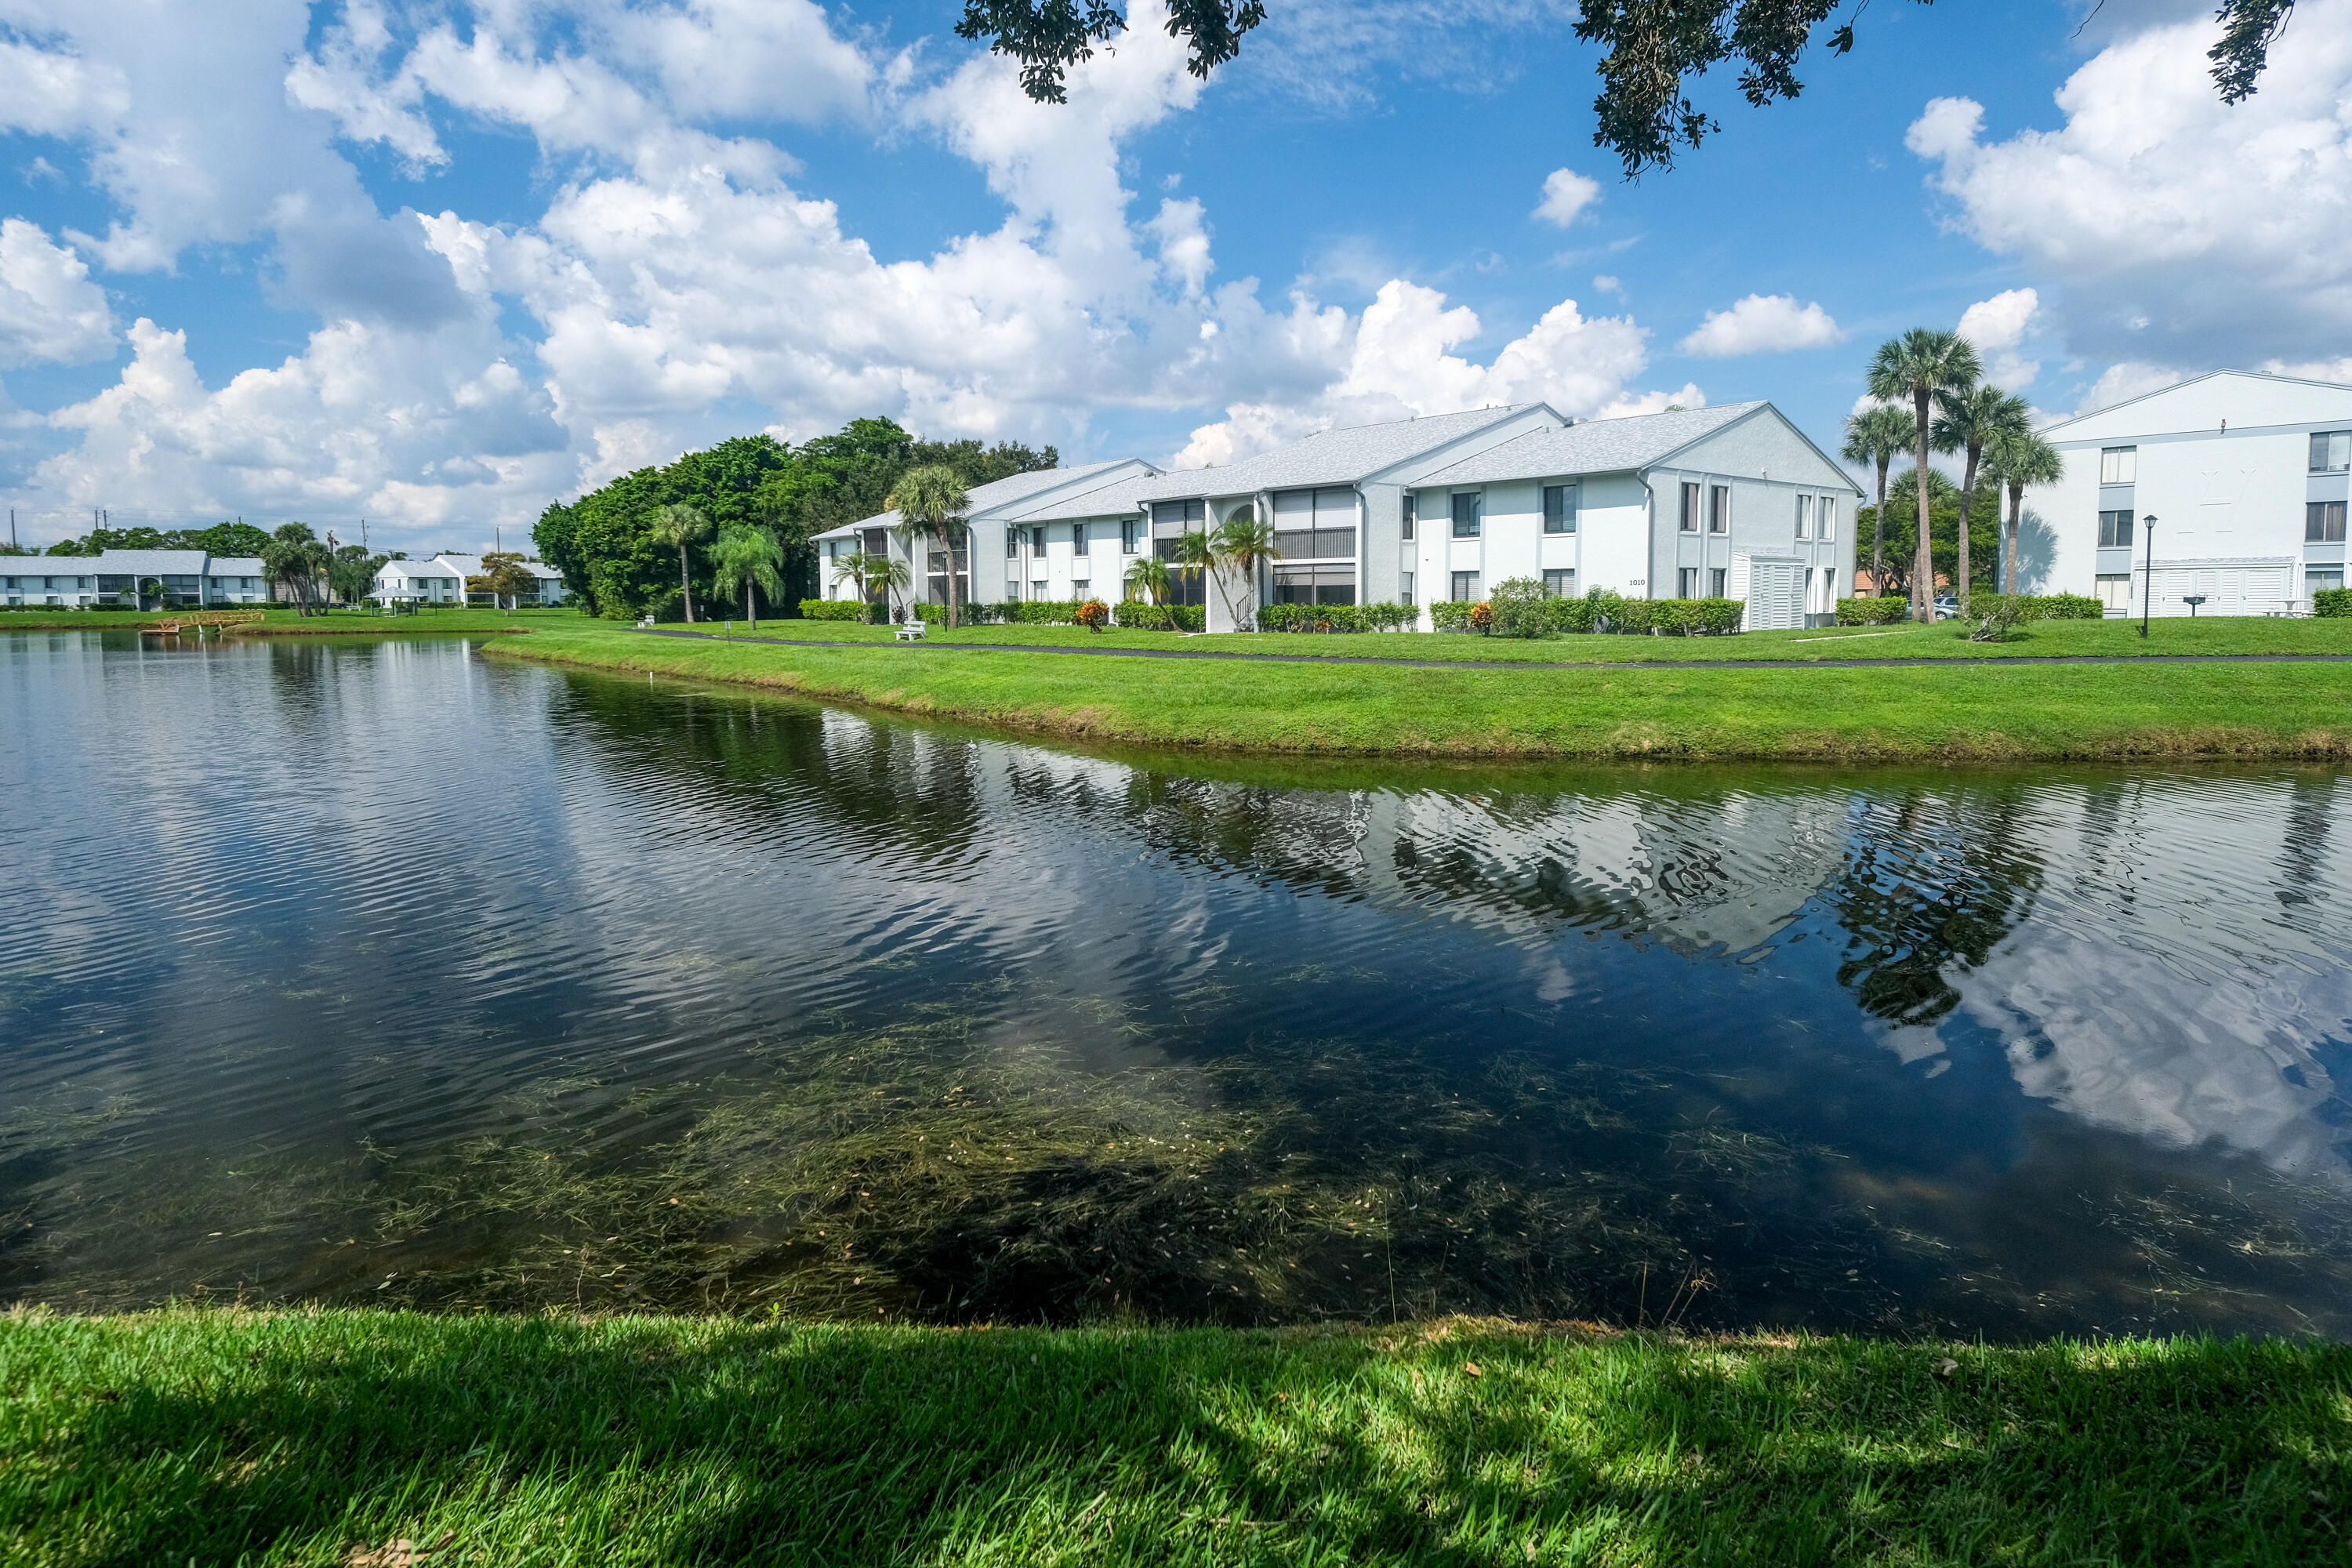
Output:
489,619,2352,760
3,1308,2345,1567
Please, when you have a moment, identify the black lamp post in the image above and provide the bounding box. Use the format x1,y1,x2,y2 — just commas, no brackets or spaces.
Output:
2140,514,2157,639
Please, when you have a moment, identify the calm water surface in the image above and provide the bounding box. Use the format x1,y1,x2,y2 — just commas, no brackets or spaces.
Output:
5,630,2350,1336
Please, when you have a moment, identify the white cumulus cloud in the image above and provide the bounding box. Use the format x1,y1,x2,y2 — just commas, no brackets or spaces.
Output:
0,220,114,369
1533,168,1602,227
1675,294,1843,358
1956,287,2042,390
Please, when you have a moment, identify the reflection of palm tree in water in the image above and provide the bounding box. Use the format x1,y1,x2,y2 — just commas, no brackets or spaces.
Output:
1828,786,2045,1028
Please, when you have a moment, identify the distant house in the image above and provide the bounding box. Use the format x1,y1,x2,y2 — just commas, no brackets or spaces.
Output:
2031,369,2352,616
2,550,274,610
369,555,568,608
812,401,1859,632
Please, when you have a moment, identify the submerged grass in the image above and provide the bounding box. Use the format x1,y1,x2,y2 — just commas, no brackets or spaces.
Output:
485,618,2352,761
3,1305,2347,1566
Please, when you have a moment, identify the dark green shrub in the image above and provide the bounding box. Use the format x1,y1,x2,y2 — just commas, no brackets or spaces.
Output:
1835,597,1910,626
2316,587,2352,618
798,598,866,622
1113,602,1201,631
1485,577,1554,639
2039,593,2104,619
1428,601,1474,633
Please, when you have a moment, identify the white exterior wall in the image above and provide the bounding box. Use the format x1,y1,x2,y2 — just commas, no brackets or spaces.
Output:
1405,471,1650,624
1649,415,1858,626
2034,372,2352,615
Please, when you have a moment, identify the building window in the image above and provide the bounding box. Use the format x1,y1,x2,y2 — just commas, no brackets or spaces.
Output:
1795,495,1812,538
1450,493,1481,539
1819,498,1836,540
1708,485,1730,534
1679,482,1699,533
1007,578,1022,601
1543,568,1575,597
1033,580,1047,599
1007,528,1021,558
2096,574,2132,612
1450,570,1480,602
1542,485,1575,534
2099,446,2136,485
1032,528,1048,559
1710,567,1727,597
2307,569,2343,596
1272,565,1356,606
1122,519,1140,554
1399,572,1414,605
1272,488,1359,560
1401,495,1415,541
2099,510,2136,548
1677,567,1698,598
1073,522,1088,555
2310,431,2351,474
2307,500,2348,542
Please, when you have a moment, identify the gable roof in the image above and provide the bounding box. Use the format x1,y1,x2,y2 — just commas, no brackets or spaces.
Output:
1413,404,1759,486
822,459,1143,539
1132,405,1553,501
208,557,266,575
88,549,212,573
2038,368,2352,440
1002,463,1164,522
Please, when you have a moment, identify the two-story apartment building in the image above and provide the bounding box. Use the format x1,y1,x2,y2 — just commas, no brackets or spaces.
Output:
370,554,569,608
2,550,273,609
2031,369,2352,615
815,401,1858,631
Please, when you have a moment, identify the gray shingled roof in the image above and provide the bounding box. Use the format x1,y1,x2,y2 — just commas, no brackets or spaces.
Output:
1002,464,1163,522
88,549,212,573
1412,403,1761,486
208,557,266,575
823,459,1139,539
1131,405,1548,502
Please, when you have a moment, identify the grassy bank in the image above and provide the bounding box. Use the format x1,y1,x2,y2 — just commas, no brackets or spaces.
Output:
4,1308,2343,1566
485,619,2352,761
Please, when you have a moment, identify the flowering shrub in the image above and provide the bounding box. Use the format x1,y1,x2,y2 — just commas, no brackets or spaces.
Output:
1468,600,1494,633
1074,598,1110,631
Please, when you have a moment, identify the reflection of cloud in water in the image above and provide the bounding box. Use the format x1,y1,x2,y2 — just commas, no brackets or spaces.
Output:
1936,775,2352,1178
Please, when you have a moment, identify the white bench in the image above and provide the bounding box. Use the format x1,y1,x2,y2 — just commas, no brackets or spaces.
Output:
895,620,927,641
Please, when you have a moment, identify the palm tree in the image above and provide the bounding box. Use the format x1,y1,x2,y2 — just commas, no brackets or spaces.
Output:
710,524,786,630
1980,427,2065,595
886,465,971,629
262,522,332,615
830,550,911,622
649,503,713,622
1867,330,1983,619
1207,511,1281,632
1171,528,1213,624
1123,554,1174,627
1842,404,1913,598
1932,383,2031,613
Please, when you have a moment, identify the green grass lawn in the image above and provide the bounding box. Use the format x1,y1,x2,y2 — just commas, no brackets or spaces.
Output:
684,613,2352,663
487,617,2352,761
4,1308,2343,1566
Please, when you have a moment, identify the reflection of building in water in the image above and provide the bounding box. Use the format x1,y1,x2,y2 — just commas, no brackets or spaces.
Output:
1944,774,2352,1178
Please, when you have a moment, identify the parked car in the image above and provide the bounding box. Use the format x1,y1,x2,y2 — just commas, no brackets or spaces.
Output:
1933,593,1958,620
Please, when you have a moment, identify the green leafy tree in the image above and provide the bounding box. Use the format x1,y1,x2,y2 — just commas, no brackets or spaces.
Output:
1208,511,1280,632
650,503,714,623
961,0,2292,176
1980,427,2065,595
710,524,787,630
1867,330,1981,618
1932,383,2031,615
192,521,273,557
1842,403,1912,599
1854,467,1999,603
328,543,385,608
466,550,536,612
261,523,332,614
887,465,974,629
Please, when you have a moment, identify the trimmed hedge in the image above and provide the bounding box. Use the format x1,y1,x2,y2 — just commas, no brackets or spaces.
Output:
1428,593,1744,637
1428,601,1474,633
1256,602,1415,633
2317,586,2352,618
1112,602,1204,632
1962,592,2112,641
798,599,868,622
1835,597,1911,626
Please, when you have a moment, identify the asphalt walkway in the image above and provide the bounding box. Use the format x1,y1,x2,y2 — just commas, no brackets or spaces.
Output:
636,626,2352,673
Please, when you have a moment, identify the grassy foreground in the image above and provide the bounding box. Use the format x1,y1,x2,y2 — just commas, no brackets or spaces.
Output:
3,1309,2344,1566
485,618,2352,761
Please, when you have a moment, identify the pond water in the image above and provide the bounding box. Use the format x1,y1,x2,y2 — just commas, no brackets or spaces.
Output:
5,629,2350,1338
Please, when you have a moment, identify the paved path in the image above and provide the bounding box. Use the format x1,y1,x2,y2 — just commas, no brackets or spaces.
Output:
637,626,2352,673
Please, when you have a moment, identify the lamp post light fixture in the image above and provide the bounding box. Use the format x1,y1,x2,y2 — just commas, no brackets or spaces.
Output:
2140,514,2157,639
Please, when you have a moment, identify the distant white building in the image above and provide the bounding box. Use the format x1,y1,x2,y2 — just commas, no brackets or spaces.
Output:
371,554,568,608
2,550,272,609
2032,369,2352,616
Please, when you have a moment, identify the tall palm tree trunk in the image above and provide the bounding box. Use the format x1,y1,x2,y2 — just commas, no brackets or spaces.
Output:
1911,390,1935,619
2005,483,2024,594
944,525,964,630
1955,443,1982,614
1872,456,1890,597
677,544,695,622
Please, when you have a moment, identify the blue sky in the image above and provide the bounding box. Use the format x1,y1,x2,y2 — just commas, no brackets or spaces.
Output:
2,0,2347,554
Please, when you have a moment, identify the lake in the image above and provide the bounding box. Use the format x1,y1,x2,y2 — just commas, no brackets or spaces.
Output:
4,629,2349,1337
